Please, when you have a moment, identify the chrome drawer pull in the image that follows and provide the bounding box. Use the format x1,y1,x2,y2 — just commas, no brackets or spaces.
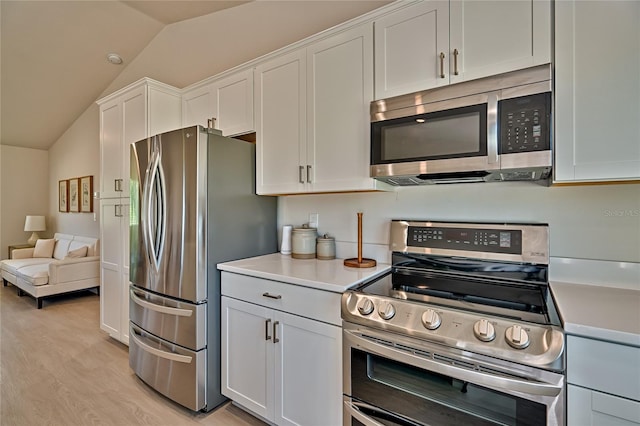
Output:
262,292,282,300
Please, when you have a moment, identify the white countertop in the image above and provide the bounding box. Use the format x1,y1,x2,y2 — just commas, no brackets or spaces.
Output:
218,253,391,293
550,281,640,347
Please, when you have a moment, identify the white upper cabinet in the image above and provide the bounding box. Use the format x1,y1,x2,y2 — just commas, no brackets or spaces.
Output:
182,68,254,136
256,23,389,195
97,79,182,199
373,0,551,100
448,0,551,85
374,1,449,100
554,1,640,182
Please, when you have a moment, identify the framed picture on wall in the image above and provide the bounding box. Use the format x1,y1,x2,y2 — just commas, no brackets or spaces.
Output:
69,178,80,213
80,175,94,213
59,180,68,212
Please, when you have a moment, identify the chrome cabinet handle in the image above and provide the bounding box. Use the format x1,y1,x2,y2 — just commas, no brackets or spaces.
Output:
299,165,305,183
439,52,445,78
114,205,122,217
273,321,280,343
265,319,272,341
306,165,312,183
114,178,123,192
262,292,282,300
453,49,459,75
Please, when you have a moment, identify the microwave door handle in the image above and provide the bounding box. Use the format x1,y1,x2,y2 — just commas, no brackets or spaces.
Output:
487,93,499,166
344,400,424,426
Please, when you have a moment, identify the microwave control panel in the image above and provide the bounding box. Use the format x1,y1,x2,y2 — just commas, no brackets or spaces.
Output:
498,92,551,154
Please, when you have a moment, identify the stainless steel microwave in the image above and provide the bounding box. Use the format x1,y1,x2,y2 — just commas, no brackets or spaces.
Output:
370,64,553,185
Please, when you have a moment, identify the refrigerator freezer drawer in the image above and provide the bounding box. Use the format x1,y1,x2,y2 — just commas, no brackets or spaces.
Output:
129,286,206,351
129,323,206,411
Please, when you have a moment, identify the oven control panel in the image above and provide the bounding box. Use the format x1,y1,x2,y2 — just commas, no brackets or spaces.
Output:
342,291,564,370
408,226,522,254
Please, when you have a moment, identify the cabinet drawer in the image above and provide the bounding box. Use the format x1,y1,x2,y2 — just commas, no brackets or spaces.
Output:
221,272,342,326
568,384,640,425
567,335,640,401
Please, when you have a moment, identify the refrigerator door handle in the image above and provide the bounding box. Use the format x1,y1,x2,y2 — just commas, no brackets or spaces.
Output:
130,289,193,317
130,326,193,364
143,136,167,272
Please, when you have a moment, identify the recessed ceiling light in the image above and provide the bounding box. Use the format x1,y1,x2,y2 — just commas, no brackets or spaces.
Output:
106,53,123,65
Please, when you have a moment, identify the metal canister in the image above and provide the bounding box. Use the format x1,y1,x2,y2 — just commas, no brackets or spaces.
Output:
291,226,317,259
316,234,336,260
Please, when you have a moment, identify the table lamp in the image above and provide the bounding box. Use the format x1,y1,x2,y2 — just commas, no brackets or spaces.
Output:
24,215,46,245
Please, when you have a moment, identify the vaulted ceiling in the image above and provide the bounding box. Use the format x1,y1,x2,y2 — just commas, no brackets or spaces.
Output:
1,0,251,150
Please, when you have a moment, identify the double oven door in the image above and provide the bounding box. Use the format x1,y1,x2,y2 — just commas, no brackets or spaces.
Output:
343,323,565,426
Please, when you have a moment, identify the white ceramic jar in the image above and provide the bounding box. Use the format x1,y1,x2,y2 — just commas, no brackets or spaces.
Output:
291,226,317,259
316,234,336,260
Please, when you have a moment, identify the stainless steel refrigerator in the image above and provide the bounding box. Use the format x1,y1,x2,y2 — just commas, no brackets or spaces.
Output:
128,125,277,412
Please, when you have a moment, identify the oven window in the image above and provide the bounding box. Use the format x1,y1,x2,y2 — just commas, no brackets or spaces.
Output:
371,104,487,164
349,348,546,426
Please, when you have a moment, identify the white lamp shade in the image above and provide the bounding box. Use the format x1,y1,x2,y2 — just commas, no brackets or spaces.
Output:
24,215,46,232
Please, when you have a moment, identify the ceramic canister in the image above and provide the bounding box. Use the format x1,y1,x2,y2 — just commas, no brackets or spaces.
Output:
316,234,336,260
291,226,317,259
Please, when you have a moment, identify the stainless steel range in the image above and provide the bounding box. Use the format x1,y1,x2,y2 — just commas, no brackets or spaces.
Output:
342,220,565,426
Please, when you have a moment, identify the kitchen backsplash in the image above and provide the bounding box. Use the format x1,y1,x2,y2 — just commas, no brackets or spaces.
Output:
278,181,640,265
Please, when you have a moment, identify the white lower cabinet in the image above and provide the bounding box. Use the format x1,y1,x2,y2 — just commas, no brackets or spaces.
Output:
567,335,640,425
99,198,130,345
221,273,342,426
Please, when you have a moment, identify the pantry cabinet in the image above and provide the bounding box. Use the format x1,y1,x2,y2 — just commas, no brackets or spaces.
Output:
181,68,254,136
99,198,130,345
255,23,389,195
554,0,640,182
566,335,640,425
373,0,551,99
96,78,181,345
221,272,342,426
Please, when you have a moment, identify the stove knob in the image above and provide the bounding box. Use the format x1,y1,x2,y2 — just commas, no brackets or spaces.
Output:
505,325,530,349
378,302,396,320
421,309,441,330
357,298,374,316
473,319,496,342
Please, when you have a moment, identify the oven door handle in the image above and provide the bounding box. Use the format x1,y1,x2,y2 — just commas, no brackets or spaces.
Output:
344,400,424,426
345,329,563,398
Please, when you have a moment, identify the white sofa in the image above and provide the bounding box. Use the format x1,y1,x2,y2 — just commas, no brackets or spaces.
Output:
1,233,100,309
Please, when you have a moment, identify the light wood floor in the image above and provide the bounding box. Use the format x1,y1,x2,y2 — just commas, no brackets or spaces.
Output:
0,284,266,426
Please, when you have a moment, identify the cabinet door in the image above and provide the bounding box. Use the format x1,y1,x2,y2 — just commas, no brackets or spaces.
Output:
568,384,640,426
274,310,342,426
121,85,147,199
449,0,551,85
307,24,378,193
182,85,213,128
555,1,640,182
120,201,130,345
99,198,123,339
212,69,254,137
99,99,122,199
221,297,274,421
374,1,449,100
255,50,307,194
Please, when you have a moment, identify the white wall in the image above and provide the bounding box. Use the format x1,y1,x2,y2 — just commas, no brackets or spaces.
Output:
279,182,640,264
0,145,49,259
48,104,100,238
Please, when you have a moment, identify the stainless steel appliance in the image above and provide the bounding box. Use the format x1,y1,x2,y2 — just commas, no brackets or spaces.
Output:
370,65,552,185
342,220,565,425
128,125,277,412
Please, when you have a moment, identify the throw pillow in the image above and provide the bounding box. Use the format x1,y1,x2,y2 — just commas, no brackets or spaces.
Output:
65,246,88,259
33,239,55,258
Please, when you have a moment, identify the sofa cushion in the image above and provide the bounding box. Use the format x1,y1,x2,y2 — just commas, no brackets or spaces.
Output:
53,238,73,260
16,264,49,286
33,239,55,258
1,258,53,276
65,246,87,259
